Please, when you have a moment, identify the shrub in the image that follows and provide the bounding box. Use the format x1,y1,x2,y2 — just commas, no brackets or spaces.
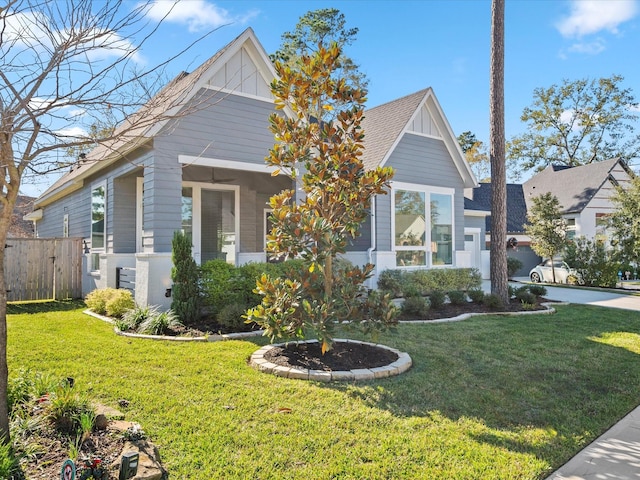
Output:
377,269,404,298
564,237,619,288
409,268,481,294
217,303,252,331
447,290,467,305
85,287,119,315
483,293,504,310
514,289,536,305
200,260,237,313
429,290,446,309
117,305,155,331
528,285,547,297
401,296,429,317
467,289,485,303
105,289,134,318
171,231,200,325
507,256,523,278
138,309,182,336
0,441,18,480
46,384,93,435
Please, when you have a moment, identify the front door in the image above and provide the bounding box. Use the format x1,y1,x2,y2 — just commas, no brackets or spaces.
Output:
182,184,238,265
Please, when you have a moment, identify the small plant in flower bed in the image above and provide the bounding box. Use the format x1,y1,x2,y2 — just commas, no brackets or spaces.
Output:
401,295,430,318
447,290,467,306
483,293,504,310
467,289,485,304
5,370,126,480
528,284,547,297
85,288,134,318
428,290,446,310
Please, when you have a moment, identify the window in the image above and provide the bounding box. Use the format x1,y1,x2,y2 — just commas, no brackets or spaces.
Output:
90,183,106,272
431,193,453,265
91,184,105,250
63,214,69,238
393,185,454,267
595,213,609,243
181,187,193,238
566,218,576,240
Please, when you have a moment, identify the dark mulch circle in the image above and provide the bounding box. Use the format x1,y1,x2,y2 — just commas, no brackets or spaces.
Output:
264,341,399,371
399,298,553,321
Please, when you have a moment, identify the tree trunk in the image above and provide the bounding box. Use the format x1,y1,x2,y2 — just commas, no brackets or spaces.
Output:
489,0,509,304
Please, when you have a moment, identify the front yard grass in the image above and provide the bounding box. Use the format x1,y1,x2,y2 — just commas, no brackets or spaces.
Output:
8,302,640,479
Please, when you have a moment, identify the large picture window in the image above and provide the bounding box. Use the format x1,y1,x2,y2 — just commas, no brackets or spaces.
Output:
393,185,454,267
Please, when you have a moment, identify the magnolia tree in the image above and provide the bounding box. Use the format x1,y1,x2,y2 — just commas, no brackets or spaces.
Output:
246,43,396,354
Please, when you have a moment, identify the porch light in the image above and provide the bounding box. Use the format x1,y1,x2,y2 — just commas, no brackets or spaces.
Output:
165,288,172,298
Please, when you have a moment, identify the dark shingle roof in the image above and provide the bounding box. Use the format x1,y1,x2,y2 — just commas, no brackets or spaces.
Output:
466,183,528,233
523,158,626,214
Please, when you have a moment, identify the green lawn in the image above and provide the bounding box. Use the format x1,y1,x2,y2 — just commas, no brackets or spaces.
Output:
8,301,640,479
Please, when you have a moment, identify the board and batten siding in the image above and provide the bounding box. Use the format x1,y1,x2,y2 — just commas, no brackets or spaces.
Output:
375,133,466,253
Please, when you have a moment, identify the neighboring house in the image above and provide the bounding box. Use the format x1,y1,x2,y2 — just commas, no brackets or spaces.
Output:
28,28,478,308
464,183,538,277
523,158,634,246
9,195,35,238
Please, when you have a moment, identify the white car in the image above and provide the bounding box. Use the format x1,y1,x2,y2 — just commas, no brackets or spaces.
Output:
529,259,581,284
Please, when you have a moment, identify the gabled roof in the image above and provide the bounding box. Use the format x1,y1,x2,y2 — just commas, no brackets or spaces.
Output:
466,183,528,233
36,27,276,207
361,88,477,188
522,158,632,214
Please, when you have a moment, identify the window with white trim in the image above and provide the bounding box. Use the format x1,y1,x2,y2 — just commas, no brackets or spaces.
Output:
393,185,454,267
90,183,106,271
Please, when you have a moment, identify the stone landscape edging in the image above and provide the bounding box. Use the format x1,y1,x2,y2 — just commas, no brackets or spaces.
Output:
85,302,566,343
249,339,412,382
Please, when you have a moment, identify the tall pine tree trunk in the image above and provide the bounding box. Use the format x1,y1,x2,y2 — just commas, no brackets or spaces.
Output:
489,0,509,304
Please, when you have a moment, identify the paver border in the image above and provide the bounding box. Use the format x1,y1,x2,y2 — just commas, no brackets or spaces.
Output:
249,339,412,382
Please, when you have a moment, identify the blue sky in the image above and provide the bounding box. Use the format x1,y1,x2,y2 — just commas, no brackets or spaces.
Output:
141,0,639,145
16,0,640,195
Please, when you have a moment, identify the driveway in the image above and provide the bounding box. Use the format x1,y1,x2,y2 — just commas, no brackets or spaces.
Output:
482,278,640,312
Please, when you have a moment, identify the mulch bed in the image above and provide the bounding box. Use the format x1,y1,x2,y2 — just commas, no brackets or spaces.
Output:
264,341,399,371
398,298,553,321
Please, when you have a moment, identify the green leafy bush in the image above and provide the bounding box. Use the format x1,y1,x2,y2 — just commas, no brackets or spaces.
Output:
200,259,236,314
467,289,485,303
507,256,524,278
409,268,482,295
218,303,253,331
105,289,134,318
447,290,467,305
528,285,547,297
401,296,429,317
171,231,200,325
483,293,504,310
377,269,404,298
428,290,446,310
138,309,182,335
0,440,18,480
514,289,536,305
564,237,619,288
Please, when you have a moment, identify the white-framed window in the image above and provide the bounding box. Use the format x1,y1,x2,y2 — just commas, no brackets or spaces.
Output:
136,177,145,253
63,214,69,238
392,183,455,268
90,182,106,271
566,217,576,240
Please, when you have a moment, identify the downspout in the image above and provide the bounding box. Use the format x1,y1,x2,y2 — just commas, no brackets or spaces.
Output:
367,195,377,290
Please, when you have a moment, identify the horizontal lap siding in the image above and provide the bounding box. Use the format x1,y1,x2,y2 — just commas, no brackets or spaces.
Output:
379,134,466,252
38,188,90,239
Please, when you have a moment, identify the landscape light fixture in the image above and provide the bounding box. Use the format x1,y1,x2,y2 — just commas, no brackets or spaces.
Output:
118,451,139,480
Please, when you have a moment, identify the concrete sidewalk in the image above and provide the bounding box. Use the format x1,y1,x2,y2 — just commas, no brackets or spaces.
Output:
545,405,640,480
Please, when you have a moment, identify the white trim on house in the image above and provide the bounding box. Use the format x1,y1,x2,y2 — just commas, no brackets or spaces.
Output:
136,177,144,253
182,181,240,265
178,154,280,174
391,182,456,269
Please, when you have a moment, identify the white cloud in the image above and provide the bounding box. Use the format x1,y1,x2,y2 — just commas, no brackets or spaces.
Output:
54,127,89,138
630,104,640,112
567,38,607,55
144,0,256,33
557,0,638,38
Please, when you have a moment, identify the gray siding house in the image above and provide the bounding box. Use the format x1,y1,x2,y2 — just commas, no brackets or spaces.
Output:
29,28,478,308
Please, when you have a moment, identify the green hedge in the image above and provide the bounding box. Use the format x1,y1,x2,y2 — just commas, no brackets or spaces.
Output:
378,268,482,298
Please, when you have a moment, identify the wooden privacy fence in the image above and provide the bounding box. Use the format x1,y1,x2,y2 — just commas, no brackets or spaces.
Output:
4,237,83,301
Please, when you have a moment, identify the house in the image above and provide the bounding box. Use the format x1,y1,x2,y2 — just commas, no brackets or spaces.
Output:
464,183,538,277
27,28,478,308
523,158,634,245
